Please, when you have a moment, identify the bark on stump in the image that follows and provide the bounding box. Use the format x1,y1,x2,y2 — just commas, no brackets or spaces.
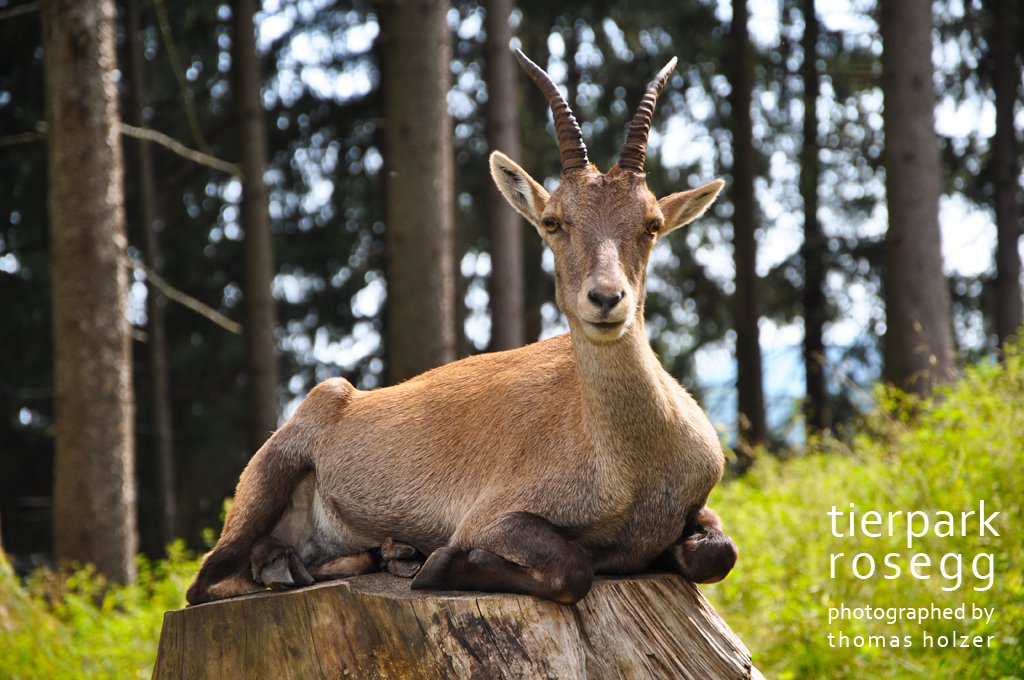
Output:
153,571,762,679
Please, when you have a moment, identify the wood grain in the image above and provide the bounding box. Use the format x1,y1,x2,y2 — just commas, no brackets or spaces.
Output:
153,572,759,679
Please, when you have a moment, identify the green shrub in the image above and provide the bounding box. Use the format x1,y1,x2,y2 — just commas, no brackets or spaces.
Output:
704,345,1023,679
0,542,199,680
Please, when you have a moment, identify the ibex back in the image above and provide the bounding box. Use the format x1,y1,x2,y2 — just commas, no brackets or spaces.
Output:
187,51,737,607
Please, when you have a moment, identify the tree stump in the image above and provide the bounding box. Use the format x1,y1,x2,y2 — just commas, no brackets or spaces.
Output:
152,571,762,679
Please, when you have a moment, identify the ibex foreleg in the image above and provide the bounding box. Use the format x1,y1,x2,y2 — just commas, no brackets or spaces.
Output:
411,511,594,604
656,506,737,584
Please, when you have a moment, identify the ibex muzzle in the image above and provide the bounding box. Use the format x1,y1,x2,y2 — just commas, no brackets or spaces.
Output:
186,51,736,607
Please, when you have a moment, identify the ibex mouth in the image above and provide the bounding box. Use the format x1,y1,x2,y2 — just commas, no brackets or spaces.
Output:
582,320,627,340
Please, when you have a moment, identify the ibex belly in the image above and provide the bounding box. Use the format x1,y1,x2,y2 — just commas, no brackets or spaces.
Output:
270,473,378,562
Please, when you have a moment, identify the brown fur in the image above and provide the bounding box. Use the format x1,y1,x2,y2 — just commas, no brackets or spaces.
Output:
187,56,735,607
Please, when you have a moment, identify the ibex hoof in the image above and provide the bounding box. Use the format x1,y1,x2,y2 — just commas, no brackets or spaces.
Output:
381,537,419,561
387,558,422,578
381,537,423,578
410,545,460,590
261,559,298,589
251,536,315,590
674,530,738,584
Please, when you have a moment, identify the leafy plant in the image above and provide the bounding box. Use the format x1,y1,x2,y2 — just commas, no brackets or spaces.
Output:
0,542,199,680
704,344,1023,679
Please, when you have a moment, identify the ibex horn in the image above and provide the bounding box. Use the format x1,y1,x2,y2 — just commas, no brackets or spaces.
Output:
618,57,678,173
514,49,590,172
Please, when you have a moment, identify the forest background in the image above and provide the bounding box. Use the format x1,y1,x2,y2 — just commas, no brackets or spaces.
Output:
0,0,1021,678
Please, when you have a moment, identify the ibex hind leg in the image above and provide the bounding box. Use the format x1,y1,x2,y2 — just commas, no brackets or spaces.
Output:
411,512,594,604
186,378,361,606
187,544,264,604
658,506,738,584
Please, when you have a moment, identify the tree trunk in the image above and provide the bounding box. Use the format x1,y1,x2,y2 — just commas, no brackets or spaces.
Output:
880,0,955,393
728,0,767,460
484,0,525,352
232,0,281,452
127,0,177,549
990,0,1023,349
382,0,457,384
44,0,138,584
152,572,763,680
800,0,829,432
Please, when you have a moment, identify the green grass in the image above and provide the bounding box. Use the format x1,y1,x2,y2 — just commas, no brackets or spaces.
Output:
704,345,1024,679
0,543,199,680
2,346,1022,679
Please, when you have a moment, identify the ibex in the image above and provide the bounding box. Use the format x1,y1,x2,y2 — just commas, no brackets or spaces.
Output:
187,51,736,607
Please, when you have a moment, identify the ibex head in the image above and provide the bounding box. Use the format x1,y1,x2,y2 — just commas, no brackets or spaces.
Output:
491,50,724,343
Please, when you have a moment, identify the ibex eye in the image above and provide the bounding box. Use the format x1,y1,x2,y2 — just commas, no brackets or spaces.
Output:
647,220,663,235
542,217,561,233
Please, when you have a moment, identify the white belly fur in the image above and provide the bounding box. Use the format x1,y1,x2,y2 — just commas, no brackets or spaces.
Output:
270,473,377,562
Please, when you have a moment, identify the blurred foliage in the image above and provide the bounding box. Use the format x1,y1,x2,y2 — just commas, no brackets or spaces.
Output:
0,541,200,680
704,338,1024,678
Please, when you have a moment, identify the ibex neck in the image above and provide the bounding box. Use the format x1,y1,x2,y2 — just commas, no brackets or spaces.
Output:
569,319,676,460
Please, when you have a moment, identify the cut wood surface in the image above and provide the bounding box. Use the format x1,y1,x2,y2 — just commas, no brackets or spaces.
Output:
153,571,762,679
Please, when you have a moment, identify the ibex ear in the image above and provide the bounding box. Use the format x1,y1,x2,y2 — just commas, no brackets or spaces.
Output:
490,151,550,228
658,179,725,235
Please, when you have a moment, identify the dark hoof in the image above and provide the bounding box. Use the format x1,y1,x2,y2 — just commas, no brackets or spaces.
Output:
387,558,422,578
380,538,423,578
251,537,314,589
261,557,298,588
674,531,738,584
381,537,419,561
411,545,460,590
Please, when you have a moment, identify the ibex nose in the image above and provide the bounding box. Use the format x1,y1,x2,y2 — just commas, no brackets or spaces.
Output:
587,289,624,313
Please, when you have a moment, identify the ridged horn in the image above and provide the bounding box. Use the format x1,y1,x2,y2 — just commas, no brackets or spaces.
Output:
514,49,589,172
618,57,678,173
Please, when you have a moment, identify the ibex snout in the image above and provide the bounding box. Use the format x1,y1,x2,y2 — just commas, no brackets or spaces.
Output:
575,239,636,340
576,282,635,339
587,289,624,313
